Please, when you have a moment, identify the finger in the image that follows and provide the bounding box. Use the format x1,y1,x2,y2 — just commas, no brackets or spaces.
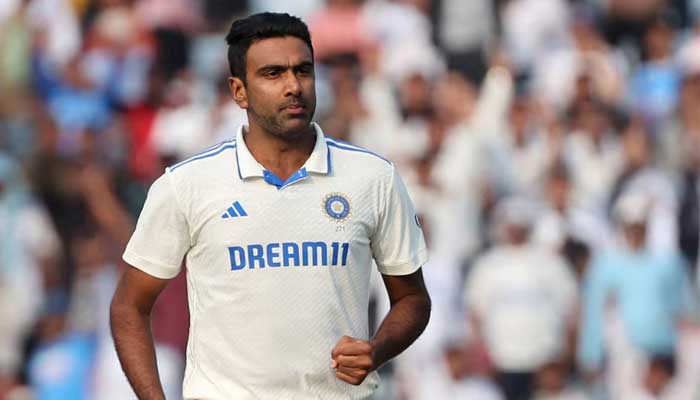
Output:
335,369,365,386
330,359,338,369
331,336,353,358
336,354,373,369
333,341,373,357
337,364,369,378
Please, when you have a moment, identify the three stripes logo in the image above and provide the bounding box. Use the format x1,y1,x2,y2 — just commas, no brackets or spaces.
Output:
221,201,248,219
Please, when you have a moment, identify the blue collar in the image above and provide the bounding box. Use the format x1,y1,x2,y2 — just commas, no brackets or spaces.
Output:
234,123,331,189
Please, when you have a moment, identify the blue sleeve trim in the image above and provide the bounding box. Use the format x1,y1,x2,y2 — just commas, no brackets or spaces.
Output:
169,143,237,172
325,138,392,165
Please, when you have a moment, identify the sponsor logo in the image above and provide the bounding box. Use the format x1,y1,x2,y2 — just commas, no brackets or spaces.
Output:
228,241,350,270
221,201,248,219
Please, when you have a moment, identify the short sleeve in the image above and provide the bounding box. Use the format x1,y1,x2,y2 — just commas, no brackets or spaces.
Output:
371,167,428,275
123,171,190,279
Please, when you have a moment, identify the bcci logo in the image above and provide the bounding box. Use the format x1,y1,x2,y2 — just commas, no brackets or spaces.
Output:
323,192,351,222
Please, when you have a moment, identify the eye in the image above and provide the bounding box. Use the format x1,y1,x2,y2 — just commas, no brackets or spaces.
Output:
296,65,313,76
264,69,281,78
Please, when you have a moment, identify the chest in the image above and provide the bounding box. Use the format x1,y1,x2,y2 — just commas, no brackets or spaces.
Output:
189,178,379,250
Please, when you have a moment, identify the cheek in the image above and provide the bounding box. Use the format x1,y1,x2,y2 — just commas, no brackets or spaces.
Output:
247,85,277,110
303,81,316,102
300,76,314,92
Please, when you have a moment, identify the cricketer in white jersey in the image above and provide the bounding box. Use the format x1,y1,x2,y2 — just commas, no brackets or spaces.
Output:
111,12,431,400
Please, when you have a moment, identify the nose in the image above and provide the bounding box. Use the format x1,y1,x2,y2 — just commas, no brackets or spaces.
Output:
284,72,302,97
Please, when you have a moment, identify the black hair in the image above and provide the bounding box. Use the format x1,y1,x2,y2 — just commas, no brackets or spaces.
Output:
648,354,676,377
225,12,314,82
548,159,570,182
562,237,590,268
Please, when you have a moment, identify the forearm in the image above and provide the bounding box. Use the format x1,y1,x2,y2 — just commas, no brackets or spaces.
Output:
110,304,165,400
370,293,431,368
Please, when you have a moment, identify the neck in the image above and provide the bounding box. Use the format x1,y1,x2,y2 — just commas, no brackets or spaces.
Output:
243,122,316,181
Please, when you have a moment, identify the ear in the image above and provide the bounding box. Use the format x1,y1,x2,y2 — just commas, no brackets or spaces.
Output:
228,77,248,109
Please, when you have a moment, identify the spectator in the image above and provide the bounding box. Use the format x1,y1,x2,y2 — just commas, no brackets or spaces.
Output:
621,354,699,399
608,118,678,253
578,192,696,397
629,17,680,130
532,360,590,400
26,298,95,400
500,0,570,74
0,152,60,383
532,162,612,252
431,65,512,261
564,99,624,213
398,341,504,400
306,0,375,63
465,196,578,400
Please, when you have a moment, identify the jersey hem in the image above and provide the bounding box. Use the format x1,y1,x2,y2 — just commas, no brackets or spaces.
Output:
122,250,181,279
376,248,428,276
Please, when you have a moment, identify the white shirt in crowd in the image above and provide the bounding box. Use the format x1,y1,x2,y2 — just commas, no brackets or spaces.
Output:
0,202,60,375
564,130,623,212
532,204,613,252
430,67,515,261
465,244,578,371
123,123,428,399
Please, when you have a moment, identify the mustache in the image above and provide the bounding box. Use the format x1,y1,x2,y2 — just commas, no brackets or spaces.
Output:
280,98,307,109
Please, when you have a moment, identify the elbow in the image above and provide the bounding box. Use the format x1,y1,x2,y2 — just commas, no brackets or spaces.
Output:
109,295,126,333
109,292,141,333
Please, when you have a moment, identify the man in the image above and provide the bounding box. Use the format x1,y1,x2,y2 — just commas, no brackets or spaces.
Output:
110,12,430,400
578,192,695,399
465,196,578,400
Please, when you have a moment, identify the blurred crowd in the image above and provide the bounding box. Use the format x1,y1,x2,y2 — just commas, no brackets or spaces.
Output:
1,0,700,399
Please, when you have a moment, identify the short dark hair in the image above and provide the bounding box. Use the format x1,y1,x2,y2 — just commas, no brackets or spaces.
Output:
225,12,314,82
648,354,676,377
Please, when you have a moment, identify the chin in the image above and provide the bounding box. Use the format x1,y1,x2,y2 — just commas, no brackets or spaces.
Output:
284,118,313,133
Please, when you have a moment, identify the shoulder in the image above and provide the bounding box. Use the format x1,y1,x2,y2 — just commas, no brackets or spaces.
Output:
654,252,688,272
166,138,238,180
325,136,393,175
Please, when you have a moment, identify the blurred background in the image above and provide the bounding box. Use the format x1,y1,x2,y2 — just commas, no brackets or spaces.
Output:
1,0,700,399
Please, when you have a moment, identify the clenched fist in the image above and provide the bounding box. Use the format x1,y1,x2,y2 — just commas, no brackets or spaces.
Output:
330,336,376,385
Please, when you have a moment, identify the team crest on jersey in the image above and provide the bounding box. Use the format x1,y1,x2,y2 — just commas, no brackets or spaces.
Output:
323,192,351,222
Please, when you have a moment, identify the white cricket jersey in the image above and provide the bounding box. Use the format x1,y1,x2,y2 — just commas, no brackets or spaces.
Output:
123,123,428,399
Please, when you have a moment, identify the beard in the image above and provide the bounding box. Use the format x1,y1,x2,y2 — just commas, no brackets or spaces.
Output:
247,94,316,141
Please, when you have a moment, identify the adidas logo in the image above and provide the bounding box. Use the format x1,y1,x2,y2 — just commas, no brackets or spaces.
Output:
221,201,248,219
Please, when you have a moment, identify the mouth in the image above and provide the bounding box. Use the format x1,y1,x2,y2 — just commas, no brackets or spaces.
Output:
281,102,306,114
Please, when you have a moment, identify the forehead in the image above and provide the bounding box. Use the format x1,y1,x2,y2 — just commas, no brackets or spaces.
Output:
246,36,313,69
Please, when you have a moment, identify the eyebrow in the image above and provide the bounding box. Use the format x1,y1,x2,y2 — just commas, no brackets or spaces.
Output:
256,61,314,74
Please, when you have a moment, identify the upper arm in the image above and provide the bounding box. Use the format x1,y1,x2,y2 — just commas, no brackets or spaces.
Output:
122,171,191,279
371,167,428,276
380,268,430,307
111,265,170,315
